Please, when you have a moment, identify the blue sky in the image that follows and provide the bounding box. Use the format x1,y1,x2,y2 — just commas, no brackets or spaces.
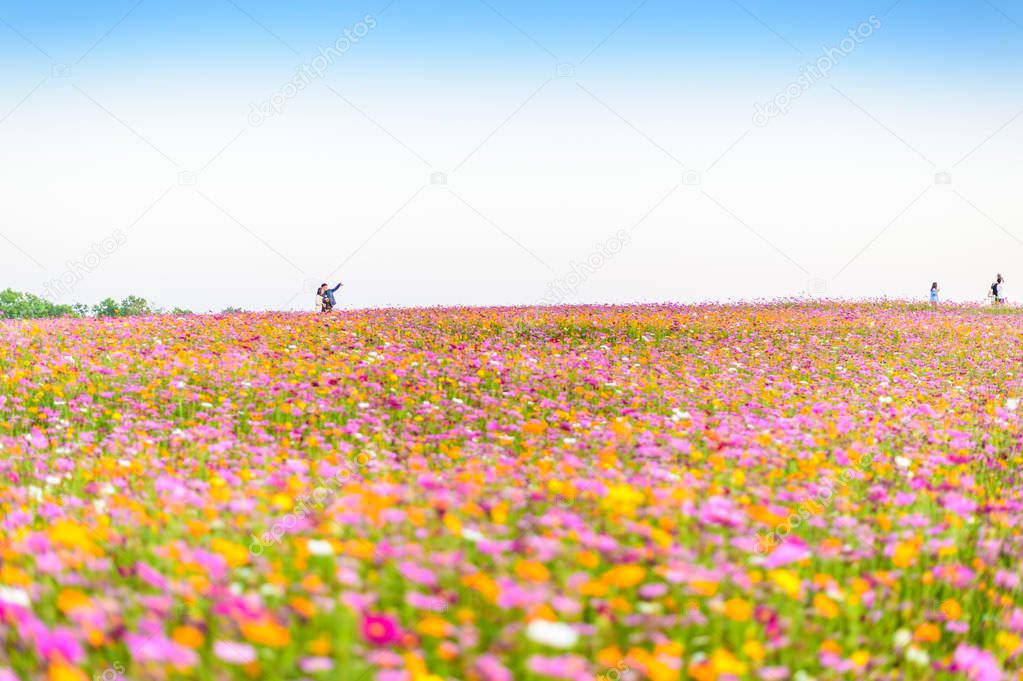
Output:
2,1,1021,75
1,1,1021,309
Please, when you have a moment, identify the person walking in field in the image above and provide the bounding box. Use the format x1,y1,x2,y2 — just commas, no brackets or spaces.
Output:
930,282,939,304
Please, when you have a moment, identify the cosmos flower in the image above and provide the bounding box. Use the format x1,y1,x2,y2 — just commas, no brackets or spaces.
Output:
361,614,401,647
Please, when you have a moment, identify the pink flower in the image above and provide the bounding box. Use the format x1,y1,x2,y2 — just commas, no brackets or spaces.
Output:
213,641,256,665
298,657,334,673
361,613,401,647
397,562,437,587
952,644,1002,681
476,654,513,681
763,540,811,568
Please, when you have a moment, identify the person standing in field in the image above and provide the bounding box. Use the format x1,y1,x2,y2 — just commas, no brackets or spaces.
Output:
930,282,939,304
319,282,342,312
315,284,325,312
990,274,1005,305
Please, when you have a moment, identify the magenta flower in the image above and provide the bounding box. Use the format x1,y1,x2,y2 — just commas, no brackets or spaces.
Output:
361,613,401,647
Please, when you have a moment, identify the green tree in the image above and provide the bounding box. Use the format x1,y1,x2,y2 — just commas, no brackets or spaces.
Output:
92,298,119,317
119,295,151,316
0,288,80,319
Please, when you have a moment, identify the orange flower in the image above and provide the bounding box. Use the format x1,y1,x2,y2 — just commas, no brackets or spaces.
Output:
210,538,249,568
415,616,453,638
523,420,548,435
913,623,941,643
240,618,291,648
307,637,332,656
172,626,205,649
813,593,839,619
462,573,499,601
515,560,550,583
601,565,646,589
940,599,962,621
289,595,316,618
892,541,918,568
48,661,87,681
56,589,91,614
690,579,719,597
577,550,599,569
820,639,842,655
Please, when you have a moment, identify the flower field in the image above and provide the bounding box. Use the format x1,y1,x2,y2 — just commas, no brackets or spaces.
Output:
2,303,1023,680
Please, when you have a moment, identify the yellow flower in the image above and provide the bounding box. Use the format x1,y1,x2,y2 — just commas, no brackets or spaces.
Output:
742,639,765,663
709,649,747,676
723,597,752,622
50,521,100,555
849,650,870,667
768,569,802,599
997,631,1021,654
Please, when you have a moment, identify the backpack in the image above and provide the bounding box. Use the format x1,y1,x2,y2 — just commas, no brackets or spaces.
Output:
992,282,999,297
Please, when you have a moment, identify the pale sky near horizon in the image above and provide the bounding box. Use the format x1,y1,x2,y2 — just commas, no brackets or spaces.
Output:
1,0,1021,312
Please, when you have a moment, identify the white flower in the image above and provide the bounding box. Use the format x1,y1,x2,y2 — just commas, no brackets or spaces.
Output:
461,528,486,543
879,396,893,404
306,540,334,556
525,620,579,649
894,456,911,469
905,646,929,666
1007,398,1019,411
893,628,911,649
0,586,30,607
